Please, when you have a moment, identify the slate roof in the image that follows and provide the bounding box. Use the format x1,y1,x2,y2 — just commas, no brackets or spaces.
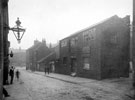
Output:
38,52,55,63
60,15,118,41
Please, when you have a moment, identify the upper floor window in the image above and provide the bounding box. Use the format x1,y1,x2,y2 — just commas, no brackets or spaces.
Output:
83,28,96,42
110,33,117,44
70,37,78,46
61,39,67,47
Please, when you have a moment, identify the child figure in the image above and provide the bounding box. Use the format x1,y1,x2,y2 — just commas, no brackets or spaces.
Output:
16,69,20,81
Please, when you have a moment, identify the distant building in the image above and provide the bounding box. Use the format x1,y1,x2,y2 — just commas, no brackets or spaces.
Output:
9,50,26,67
9,48,26,67
58,15,130,79
37,44,60,72
38,52,56,72
26,39,52,71
26,40,41,71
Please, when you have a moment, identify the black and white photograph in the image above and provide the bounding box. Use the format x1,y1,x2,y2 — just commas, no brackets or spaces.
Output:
0,0,134,100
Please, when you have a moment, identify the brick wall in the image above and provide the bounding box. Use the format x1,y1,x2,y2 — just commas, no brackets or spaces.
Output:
58,15,130,80
100,16,130,79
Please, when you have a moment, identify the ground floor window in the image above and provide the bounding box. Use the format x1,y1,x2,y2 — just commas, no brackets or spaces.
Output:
63,57,67,65
83,57,90,70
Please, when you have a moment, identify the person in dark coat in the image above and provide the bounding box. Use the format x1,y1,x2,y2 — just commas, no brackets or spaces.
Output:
9,66,14,84
3,87,10,97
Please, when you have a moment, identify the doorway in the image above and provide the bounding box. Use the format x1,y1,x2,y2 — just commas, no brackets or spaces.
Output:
70,57,77,76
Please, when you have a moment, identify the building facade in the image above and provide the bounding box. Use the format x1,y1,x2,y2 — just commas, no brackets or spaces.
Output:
37,44,60,72
26,40,41,71
26,39,52,71
0,0,9,99
38,52,56,72
59,15,130,79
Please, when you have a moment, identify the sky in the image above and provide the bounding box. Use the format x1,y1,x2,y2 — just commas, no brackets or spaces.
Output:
8,0,132,49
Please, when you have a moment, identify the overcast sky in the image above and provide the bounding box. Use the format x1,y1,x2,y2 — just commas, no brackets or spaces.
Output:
8,0,132,49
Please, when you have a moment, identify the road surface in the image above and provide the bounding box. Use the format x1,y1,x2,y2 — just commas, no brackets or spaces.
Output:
16,68,132,100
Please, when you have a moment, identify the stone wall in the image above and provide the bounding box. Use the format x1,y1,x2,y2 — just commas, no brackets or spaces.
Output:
58,15,130,80
100,16,130,79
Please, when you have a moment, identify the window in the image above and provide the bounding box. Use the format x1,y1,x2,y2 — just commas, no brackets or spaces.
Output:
63,57,67,64
110,34,117,44
84,34,90,42
83,57,90,70
82,46,91,54
70,37,78,46
61,39,67,47
83,28,96,42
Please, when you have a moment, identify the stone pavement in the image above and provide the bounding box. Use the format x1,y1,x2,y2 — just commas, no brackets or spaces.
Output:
33,70,132,86
33,71,98,84
3,78,32,100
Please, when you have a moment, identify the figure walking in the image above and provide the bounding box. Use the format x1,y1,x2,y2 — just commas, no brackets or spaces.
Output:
9,66,14,84
16,69,20,81
47,66,50,74
44,64,49,75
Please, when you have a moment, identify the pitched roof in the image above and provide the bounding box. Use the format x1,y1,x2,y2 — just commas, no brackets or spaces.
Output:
61,15,119,41
38,52,55,63
27,42,41,51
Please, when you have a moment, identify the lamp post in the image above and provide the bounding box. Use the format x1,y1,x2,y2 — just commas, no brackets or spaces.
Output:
10,17,26,43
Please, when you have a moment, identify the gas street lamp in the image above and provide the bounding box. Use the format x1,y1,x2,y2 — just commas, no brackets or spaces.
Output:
10,17,26,43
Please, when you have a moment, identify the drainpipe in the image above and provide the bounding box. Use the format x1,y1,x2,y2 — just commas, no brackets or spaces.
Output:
132,0,135,97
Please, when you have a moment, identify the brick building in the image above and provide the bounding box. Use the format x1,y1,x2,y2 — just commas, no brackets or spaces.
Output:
58,15,130,79
37,44,60,72
26,40,40,71
38,52,56,72
26,39,52,71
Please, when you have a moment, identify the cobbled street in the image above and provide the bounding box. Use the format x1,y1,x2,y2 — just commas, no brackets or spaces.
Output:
6,67,131,100
21,69,94,100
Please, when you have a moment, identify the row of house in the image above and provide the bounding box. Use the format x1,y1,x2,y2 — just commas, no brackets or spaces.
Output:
26,39,53,71
26,15,130,80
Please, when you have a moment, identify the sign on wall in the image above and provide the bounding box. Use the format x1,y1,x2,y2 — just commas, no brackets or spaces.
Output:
82,46,90,54
83,28,96,41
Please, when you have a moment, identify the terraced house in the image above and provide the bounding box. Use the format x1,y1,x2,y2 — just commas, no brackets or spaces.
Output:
58,15,130,79
26,39,52,71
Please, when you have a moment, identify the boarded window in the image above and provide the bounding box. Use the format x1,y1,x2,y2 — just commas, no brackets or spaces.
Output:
83,57,90,70
110,33,117,44
83,28,96,42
